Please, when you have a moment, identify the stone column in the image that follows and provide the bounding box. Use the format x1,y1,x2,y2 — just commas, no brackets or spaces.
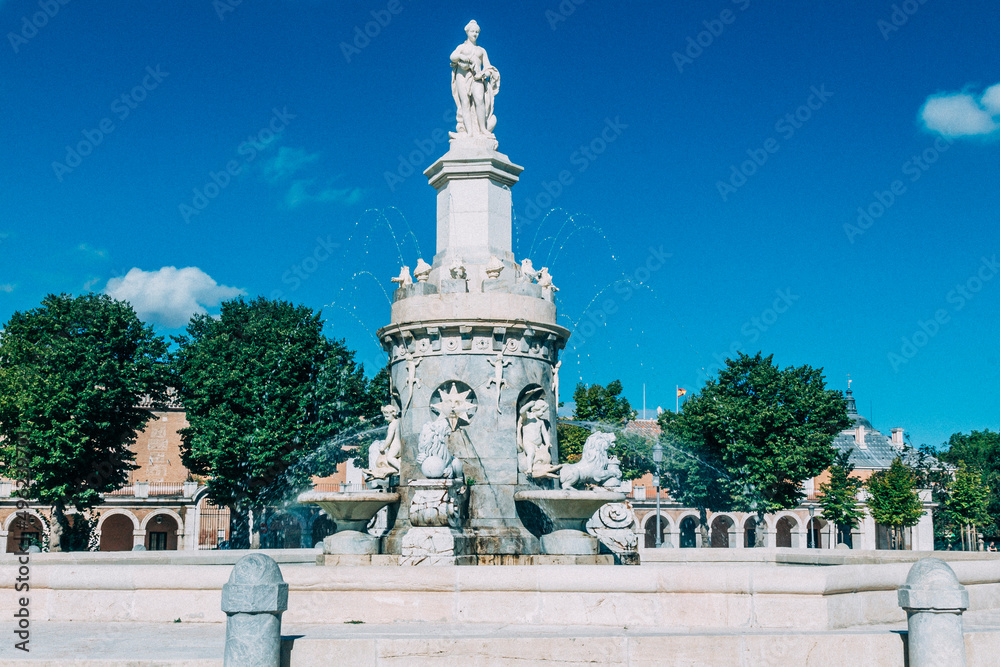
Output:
221,553,288,667
898,557,968,667
132,529,145,549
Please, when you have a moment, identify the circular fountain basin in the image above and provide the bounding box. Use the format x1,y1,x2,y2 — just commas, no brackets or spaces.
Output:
297,491,399,532
515,489,625,555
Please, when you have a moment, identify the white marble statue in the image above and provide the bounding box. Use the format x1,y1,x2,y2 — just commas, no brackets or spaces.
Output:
486,351,512,413
391,266,413,287
537,267,558,291
450,20,500,143
559,432,623,489
485,255,504,280
449,259,467,280
517,398,562,479
402,352,422,414
414,258,432,283
519,258,538,284
362,405,402,481
416,415,464,479
552,360,561,406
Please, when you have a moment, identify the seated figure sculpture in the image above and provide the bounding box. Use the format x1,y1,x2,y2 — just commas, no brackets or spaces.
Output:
362,405,402,481
558,431,623,489
517,398,562,479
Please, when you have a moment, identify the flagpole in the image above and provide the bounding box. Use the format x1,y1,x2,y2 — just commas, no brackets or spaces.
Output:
676,385,679,413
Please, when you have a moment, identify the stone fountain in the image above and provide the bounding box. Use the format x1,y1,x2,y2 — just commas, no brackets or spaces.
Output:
301,20,623,565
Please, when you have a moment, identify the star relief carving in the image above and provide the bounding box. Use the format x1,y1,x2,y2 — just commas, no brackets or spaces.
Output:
433,383,477,430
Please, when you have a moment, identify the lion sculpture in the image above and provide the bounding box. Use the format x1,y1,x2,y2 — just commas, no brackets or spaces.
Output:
559,431,623,489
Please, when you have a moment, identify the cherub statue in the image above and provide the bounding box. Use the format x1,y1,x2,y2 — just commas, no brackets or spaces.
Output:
362,405,402,481
537,267,558,291
519,258,538,284
391,266,413,287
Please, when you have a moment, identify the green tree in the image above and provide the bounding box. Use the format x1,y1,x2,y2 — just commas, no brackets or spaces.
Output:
0,293,167,551
866,457,924,550
943,463,990,551
670,353,849,546
571,380,637,424
170,297,369,548
816,450,865,546
939,430,1000,540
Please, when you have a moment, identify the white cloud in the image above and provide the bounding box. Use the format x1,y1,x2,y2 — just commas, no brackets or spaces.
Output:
919,83,1000,138
284,179,363,209
260,146,320,184
0,284,14,293
77,243,108,259
104,266,244,328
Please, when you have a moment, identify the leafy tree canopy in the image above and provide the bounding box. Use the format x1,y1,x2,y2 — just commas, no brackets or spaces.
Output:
866,457,924,530
667,352,849,519
816,450,865,544
170,297,370,542
570,380,637,425
561,380,651,480
938,429,1000,538
0,293,167,549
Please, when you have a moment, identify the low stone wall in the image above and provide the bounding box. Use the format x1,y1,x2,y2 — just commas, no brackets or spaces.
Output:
3,550,999,631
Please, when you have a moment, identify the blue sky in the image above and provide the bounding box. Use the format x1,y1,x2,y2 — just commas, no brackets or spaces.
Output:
1,1,997,449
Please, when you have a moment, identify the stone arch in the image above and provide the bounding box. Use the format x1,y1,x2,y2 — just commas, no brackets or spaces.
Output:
4,510,48,552
141,508,184,532
96,508,140,532
807,515,829,549
710,513,736,548
678,514,699,548
99,513,138,551
775,514,799,548
4,509,48,532
642,512,673,548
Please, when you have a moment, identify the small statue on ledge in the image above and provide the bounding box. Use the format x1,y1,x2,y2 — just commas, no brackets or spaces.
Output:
362,405,402,481
391,266,413,287
519,258,538,284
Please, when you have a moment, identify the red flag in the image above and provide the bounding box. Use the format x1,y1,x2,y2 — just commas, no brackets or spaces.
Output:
677,388,687,397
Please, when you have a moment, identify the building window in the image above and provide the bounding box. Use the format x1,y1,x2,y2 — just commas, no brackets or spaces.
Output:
148,532,168,551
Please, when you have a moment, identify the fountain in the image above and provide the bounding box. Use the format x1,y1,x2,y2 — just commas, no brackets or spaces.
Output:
300,19,623,565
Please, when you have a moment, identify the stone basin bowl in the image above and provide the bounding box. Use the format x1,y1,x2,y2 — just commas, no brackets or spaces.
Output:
296,491,400,532
514,489,625,532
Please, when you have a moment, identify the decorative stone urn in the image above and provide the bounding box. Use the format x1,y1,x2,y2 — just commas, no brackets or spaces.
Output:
514,489,625,555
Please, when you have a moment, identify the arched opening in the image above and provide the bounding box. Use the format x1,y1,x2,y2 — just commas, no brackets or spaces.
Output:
807,516,828,549
744,517,758,548
6,513,45,552
775,516,798,548
679,516,698,548
311,514,336,548
644,514,669,548
99,514,135,551
198,497,230,549
710,515,733,548
262,513,302,549
145,513,179,550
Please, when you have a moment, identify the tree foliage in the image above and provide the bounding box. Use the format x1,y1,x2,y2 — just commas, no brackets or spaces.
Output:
570,380,637,425
866,457,924,549
938,430,1000,539
0,293,167,550
816,450,865,545
170,297,369,547
668,353,848,543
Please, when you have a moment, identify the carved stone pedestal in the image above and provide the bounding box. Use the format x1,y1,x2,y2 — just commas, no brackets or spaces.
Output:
400,479,472,566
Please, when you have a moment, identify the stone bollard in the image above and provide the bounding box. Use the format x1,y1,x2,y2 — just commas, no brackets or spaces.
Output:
898,557,969,667
222,553,288,667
